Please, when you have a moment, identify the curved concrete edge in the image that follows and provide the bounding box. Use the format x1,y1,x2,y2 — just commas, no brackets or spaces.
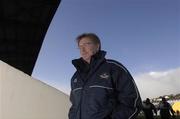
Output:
0,60,71,119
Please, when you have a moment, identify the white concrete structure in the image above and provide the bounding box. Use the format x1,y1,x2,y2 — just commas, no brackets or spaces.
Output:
0,60,71,119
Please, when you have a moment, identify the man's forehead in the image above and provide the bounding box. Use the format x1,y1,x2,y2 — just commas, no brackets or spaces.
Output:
79,37,93,43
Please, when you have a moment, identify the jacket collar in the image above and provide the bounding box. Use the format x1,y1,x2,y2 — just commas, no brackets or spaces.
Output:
72,50,106,72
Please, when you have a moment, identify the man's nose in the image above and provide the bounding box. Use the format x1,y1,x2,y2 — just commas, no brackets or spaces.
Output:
79,46,86,51
80,48,86,53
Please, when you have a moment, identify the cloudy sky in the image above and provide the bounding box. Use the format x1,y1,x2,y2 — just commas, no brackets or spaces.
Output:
135,68,180,99
32,0,180,100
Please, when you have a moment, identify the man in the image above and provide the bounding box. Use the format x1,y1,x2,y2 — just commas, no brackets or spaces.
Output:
158,97,175,119
142,98,157,119
68,33,142,119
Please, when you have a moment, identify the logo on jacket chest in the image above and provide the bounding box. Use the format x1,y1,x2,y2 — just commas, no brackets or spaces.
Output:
99,73,110,79
73,78,78,83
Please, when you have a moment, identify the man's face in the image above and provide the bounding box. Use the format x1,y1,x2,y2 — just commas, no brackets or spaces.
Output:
78,37,99,63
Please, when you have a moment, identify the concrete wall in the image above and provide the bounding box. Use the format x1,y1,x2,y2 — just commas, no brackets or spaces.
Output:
0,61,71,119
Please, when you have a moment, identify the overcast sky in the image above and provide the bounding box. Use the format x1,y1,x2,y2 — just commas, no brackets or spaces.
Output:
32,0,180,99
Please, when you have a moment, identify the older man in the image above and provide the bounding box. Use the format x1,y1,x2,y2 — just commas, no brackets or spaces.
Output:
68,33,142,119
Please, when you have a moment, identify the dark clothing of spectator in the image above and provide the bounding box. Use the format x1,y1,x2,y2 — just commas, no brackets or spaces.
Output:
142,98,157,119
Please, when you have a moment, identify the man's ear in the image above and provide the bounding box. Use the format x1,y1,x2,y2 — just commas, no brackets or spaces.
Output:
96,44,100,51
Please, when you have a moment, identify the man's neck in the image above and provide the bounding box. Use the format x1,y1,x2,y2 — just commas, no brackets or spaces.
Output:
86,59,91,64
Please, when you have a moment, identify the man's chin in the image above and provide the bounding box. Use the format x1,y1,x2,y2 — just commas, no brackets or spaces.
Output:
82,57,90,63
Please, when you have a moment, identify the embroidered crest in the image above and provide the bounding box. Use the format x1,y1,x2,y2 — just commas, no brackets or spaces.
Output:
73,78,77,83
99,73,109,79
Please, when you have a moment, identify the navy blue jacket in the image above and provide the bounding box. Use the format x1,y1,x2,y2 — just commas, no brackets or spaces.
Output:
69,51,142,119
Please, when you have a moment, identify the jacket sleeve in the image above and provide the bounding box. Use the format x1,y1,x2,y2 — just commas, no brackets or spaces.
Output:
110,65,142,119
68,72,77,119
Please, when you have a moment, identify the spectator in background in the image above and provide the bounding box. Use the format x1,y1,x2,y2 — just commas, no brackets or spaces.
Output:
142,98,157,119
158,97,175,119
